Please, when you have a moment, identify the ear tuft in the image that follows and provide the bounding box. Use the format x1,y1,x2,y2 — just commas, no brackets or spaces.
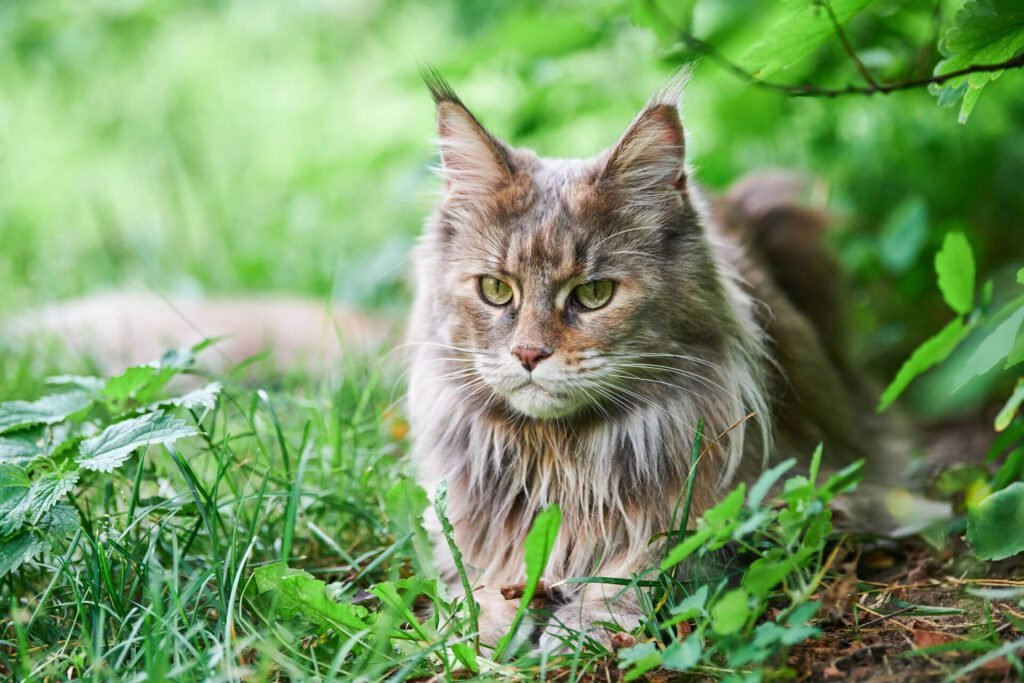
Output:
602,68,692,197
421,66,512,198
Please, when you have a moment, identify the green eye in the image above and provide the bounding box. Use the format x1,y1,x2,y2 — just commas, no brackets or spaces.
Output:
573,280,614,310
479,276,513,306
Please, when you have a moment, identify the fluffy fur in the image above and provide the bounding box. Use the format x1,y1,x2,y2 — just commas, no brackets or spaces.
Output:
407,72,908,646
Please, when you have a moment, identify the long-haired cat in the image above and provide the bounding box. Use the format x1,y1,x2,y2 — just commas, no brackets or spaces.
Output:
407,70,917,647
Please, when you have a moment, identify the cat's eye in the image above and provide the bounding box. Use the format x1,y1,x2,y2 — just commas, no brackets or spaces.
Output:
479,276,514,306
572,280,614,310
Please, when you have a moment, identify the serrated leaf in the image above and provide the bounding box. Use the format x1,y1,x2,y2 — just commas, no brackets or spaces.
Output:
78,411,197,473
955,306,1024,388
103,365,179,408
45,375,106,393
39,502,80,536
967,482,1024,560
0,464,31,536
0,392,93,434
0,531,48,577
878,317,973,411
935,232,976,314
27,470,80,524
742,0,876,78
932,0,1024,122
151,382,222,412
252,562,371,630
0,430,45,466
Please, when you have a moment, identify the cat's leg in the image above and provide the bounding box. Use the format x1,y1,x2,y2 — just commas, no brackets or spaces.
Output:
538,574,646,652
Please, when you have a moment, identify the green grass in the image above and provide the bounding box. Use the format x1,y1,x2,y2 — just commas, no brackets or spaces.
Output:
0,342,855,681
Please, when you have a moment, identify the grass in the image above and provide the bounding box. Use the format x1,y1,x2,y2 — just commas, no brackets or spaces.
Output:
2,342,1022,682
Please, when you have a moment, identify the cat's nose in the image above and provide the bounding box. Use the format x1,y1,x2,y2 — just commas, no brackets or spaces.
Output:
511,345,552,372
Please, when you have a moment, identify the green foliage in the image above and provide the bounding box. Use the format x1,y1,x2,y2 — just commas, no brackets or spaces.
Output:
935,231,977,315
617,448,853,679
498,503,562,658
252,562,371,631
880,231,1024,559
741,0,876,78
967,481,1024,559
932,0,1024,122
0,343,210,579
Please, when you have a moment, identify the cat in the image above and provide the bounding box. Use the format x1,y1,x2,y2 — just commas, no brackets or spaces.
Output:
406,70,918,649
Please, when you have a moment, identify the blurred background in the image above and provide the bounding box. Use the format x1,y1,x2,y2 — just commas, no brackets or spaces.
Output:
0,0,1022,417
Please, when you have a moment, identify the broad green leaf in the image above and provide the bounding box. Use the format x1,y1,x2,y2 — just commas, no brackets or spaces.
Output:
0,392,93,434
1018,267,1024,285
0,464,31,536
878,317,973,411
967,482,1024,560
660,525,713,569
152,382,222,411
385,479,435,577
0,431,44,466
955,306,1024,388
711,587,750,636
252,562,371,630
743,556,797,598
878,198,928,273
996,382,1024,432
669,584,709,620
742,0,876,78
0,531,48,577
618,641,661,681
45,375,106,393
0,503,78,577
704,482,746,525
932,0,1024,122
27,470,80,524
104,366,179,408
935,232,976,315
662,636,702,671
78,411,197,473
748,458,796,509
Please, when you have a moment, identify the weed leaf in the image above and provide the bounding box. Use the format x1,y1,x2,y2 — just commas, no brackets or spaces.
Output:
878,317,973,411
0,392,93,434
967,481,1024,560
78,410,197,473
935,232,976,314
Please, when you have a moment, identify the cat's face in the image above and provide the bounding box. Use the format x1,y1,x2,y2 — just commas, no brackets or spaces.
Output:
420,74,728,420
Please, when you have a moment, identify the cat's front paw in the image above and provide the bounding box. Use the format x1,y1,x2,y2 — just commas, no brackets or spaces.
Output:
472,589,523,647
538,603,639,654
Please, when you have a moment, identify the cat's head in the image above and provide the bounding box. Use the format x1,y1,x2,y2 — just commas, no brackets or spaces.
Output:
418,70,741,420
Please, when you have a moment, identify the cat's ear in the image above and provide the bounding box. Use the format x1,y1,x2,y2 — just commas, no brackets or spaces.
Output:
422,68,512,198
602,72,690,199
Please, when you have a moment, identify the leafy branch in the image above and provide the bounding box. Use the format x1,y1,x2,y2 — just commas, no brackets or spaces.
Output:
640,0,1024,118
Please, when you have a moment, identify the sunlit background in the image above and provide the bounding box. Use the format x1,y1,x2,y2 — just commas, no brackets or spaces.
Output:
1,0,1022,415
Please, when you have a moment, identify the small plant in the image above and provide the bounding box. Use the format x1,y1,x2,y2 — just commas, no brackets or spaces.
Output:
0,343,216,577
612,445,861,681
877,232,1024,560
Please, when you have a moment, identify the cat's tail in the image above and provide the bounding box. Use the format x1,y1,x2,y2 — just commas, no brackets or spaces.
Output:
2,290,393,374
716,170,850,373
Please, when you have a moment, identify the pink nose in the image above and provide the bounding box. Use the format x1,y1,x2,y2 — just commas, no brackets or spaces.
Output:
511,345,552,372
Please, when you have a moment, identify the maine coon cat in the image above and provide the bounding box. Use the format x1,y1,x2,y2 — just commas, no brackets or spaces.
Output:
406,71,909,648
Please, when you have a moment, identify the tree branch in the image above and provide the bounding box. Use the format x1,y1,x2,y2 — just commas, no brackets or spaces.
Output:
642,0,1024,98
822,0,879,88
